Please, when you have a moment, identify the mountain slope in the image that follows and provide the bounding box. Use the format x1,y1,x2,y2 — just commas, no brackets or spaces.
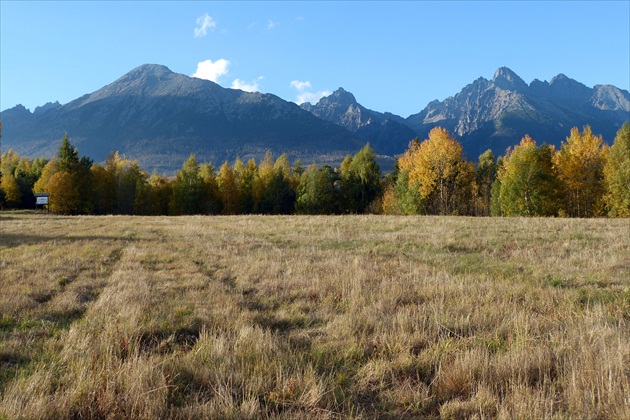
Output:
406,67,630,159
2,65,628,170
1,64,363,173
301,88,418,155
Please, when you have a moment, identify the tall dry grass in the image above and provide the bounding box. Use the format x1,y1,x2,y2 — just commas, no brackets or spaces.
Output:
0,212,628,418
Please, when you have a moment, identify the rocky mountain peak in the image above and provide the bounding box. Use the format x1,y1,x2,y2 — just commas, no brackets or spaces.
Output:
126,64,174,79
318,88,358,107
34,101,61,115
549,73,590,91
492,66,528,92
546,73,592,105
6,104,31,114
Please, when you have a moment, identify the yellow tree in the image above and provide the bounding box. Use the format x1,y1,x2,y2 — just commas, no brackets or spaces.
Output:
46,171,81,214
273,153,292,179
252,151,275,211
146,172,172,215
398,127,475,215
603,123,630,217
234,158,257,213
217,161,240,214
0,173,21,207
199,162,222,214
33,158,59,193
553,126,608,217
90,164,115,214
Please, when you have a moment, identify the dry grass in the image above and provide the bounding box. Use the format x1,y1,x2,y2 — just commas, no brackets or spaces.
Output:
0,212,628,419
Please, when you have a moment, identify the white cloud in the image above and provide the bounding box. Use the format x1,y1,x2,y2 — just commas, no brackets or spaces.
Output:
192,59,230,82
290,80,312,91
194,13,216,38
296,90,331,105
267,20,278,30
231,77,263,92
290,80,328,104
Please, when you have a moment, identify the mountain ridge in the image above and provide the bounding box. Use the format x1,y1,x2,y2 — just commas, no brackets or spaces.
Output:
405,68,629,158
1,65,628,171
1,64,364,173
300,88,418,155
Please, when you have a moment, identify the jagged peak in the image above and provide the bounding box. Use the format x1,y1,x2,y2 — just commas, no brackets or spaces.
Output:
34,101,61,114
2,104,31,114
492,66,528,92
320,87,358,106
549,73,591,96
493,66,519,80
550,73,569,84
549,73,590,89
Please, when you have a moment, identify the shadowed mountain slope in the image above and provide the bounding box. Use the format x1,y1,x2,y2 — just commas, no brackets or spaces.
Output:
1,64,363,173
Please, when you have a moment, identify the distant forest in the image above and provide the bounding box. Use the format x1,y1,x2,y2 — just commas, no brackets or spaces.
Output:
1,123,629,218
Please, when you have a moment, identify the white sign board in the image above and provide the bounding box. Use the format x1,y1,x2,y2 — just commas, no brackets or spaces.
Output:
36,196,49,205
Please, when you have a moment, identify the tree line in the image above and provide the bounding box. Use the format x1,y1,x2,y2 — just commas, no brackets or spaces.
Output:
1,123,628,217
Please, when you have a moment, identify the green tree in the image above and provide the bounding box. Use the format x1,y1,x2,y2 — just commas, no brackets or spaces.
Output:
489,156,504,216
169,154,206,215
498,136,561,216
258,169,296,214
101,152,148,215
296,165,339,214
603,122,630,217
146,172,172,215
475,149,497,216
57,133,80,173
339,144,382,213
199,163,222,214
234,158,257,214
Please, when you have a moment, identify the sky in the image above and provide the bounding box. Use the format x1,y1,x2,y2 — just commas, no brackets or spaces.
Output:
1,1,629,118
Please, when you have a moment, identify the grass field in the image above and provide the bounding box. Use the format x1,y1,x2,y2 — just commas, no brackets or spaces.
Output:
0,212,628,419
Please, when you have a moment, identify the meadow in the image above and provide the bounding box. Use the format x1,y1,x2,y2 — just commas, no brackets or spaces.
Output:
0,212,628,419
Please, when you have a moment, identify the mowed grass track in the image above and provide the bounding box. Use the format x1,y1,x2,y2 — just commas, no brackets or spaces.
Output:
0,212,628,419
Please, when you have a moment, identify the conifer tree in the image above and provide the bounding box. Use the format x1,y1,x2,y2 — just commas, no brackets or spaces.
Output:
217,162,240,214
199,162,222,214
234,158,257,214
37,134,93,214
169,154,206,215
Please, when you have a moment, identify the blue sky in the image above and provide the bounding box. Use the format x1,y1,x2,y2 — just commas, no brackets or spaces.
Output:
1,1,629,117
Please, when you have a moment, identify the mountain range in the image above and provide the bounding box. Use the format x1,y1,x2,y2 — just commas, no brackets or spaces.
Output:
0,65,363,173
1,64,628,173
404,67,629,159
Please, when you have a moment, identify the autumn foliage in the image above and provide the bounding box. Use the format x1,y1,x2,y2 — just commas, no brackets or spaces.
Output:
1,125,629,217
397,127,475,215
